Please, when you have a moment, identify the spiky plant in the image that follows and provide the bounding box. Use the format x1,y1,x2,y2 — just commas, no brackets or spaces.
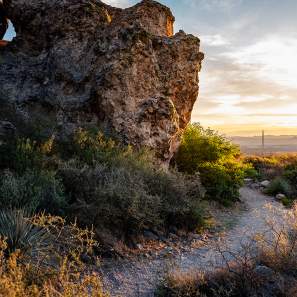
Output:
0,209,51,256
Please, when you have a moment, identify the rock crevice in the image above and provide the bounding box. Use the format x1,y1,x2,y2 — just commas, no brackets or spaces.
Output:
0,0,204,162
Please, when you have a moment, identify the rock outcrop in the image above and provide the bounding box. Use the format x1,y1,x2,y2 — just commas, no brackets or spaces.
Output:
0,0,203,162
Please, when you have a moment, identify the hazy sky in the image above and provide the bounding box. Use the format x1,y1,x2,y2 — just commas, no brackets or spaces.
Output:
5,0,297,135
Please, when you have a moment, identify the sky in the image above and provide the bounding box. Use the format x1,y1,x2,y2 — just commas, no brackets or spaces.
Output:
5,0,297,136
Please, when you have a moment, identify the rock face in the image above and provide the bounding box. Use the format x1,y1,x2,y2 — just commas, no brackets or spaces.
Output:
0,0,204,162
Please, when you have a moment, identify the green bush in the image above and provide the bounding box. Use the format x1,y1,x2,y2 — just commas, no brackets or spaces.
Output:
284,162,297,193
243,156,281,180
244,165,260,180
0,170,67,214
243,155,297,202
60,159,204,238
199,161,244,206
0,137,54,174
176,124,240,175
0,128,206,243
175,124,243,205
264,177,293,197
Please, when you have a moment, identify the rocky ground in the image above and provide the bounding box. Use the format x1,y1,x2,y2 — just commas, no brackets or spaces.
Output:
99,186,287,297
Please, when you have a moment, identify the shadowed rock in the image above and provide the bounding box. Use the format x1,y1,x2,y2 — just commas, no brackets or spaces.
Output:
0,0,204,162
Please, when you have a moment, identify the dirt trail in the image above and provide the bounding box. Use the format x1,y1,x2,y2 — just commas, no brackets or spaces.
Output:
101,187,287,297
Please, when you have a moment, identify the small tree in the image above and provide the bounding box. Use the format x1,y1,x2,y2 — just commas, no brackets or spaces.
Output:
175,123,243,205
176,123,240,174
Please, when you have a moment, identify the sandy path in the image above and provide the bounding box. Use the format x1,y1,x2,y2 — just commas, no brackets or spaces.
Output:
101,187,287,297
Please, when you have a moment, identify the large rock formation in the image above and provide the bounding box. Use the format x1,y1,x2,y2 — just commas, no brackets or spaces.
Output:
0,0,203,162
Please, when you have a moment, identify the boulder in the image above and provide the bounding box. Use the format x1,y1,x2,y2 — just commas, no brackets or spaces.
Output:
0,0,204,163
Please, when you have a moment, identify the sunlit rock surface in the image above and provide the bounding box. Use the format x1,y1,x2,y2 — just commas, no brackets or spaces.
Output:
0,0,203,162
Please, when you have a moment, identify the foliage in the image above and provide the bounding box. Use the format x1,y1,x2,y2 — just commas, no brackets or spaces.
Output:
243,153,297,181
0,234,106,297
243,166,260,180
264,177,293,197
284,161,297,193
176,123,240,175
198,161,245,206
243,154,297,200
71,128,120,165
0,209,104,296
60,160,205,238
0,170,67,214
0,209,50,256
175,124,244,205
0,137,54,174
0,127,206,245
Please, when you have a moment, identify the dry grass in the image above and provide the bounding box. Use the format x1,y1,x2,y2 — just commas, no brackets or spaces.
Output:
243,153,297,180
257,202,297,276
160,269,206,297
0,239,108,297
0,211,108,297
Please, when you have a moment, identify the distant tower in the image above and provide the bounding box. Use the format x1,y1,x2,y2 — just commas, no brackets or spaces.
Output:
262,130,265,155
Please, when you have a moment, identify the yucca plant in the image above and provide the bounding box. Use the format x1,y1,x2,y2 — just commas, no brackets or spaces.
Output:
0,209,51,256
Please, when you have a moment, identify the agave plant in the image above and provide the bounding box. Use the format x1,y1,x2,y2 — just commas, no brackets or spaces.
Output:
0,209,52,256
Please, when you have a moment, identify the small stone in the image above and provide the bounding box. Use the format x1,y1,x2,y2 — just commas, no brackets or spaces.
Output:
251,183,261,189
136,244,143,250
169,233,178,240
260,180,271,188
191,234,202,241
244,178,253,183
254,265,274,278
143,230,159,241
276,193,286,201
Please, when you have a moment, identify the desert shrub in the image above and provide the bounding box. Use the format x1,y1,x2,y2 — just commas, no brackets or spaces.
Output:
264,177,293,197
257,203,297,277
0,208,104,296
0,170,67,214
198,161,245,206
284,162,297,196
157,262,263,297
243,156,280,180
0,233,106,296
176,124,240,175
0,209,51,256
156,270,207,297
243,154,297,202
61,162,162,236
244,166,260,180
0,137,54,174
60,160,205,239
70,128,119,164
243,154,297,181
175,124,244,205
144,170,205,230
0,251,106,297
0,128,206,243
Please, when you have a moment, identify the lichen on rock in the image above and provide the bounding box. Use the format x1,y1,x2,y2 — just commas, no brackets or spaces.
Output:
0,0,204,163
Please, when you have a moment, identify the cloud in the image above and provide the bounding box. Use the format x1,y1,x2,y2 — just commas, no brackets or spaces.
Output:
103,0,133,8
222,35,297,88
182,0,242,10
200,34,230,47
